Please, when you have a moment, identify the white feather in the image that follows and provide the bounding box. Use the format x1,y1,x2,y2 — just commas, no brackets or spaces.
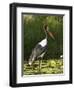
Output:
39,38,47,47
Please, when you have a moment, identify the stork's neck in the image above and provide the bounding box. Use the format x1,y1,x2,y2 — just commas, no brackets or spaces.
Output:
44,29,48,40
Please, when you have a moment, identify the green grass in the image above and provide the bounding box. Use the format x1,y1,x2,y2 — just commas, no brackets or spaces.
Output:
23,59,63,75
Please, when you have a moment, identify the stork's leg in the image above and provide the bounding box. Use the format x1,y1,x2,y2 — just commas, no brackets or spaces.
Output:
39,59,40,73
32,65,33,72
38,52,46,73
39,59,42,73
32,63,34,73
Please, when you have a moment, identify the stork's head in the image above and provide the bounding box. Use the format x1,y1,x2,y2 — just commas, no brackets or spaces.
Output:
44,24,55,40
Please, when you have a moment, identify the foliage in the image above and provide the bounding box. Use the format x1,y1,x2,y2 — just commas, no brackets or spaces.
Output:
23,59,63,75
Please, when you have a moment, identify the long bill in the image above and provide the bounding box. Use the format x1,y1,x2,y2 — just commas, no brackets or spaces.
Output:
47,30,55,40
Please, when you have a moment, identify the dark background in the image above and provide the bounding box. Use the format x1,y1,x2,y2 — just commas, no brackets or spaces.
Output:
23,14,63,61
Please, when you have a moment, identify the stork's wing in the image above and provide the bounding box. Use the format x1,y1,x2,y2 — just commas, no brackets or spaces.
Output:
29,44,47,65
32,44,47,58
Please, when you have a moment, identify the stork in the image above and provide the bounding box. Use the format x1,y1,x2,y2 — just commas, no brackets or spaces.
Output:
28,24,55,73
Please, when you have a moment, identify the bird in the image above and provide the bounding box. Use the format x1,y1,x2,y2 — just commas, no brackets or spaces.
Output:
60,55,63,59
28,24,55,73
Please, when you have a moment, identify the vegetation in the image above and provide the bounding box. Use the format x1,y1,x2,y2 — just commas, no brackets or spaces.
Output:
23,59,63,75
